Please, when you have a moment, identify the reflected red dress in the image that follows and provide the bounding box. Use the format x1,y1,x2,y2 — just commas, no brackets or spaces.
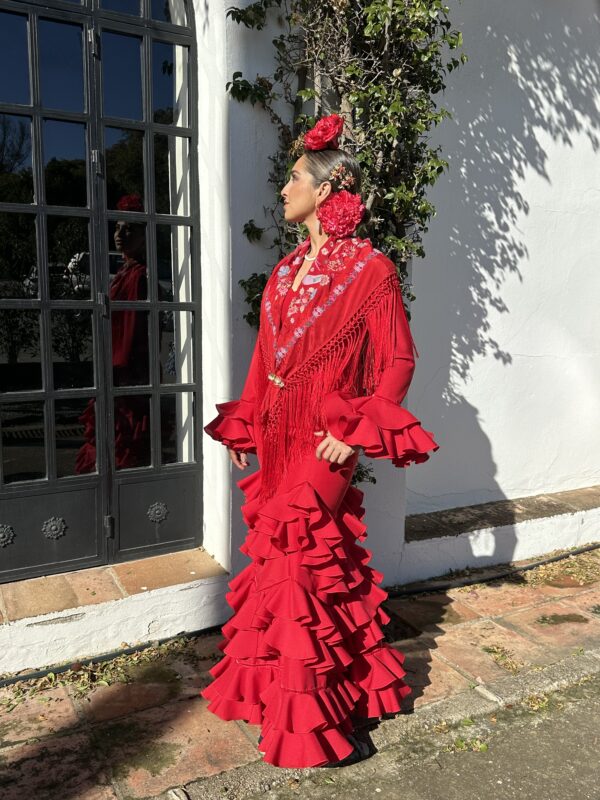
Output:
202,234,439,768
75,258,150,473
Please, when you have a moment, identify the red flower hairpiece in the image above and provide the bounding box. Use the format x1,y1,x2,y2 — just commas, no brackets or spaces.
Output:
303,114,344,151
316,189,365,237
116,193,144,212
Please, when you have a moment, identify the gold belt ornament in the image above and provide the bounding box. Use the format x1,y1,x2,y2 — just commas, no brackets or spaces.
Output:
267,372,285,388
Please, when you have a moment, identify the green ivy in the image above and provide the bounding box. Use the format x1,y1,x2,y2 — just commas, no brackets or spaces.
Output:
229,0,465,484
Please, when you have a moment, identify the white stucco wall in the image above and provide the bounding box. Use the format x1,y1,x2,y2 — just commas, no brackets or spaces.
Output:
406,0,600,515
196,0,285,576
198,0,600,590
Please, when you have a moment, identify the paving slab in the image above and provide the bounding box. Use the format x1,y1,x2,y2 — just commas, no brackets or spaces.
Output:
498,599,600,656
385,592,483,633
0,685,80,747
0,730,104,800
447,580,553,617
109,697,260,798
422,618,553,683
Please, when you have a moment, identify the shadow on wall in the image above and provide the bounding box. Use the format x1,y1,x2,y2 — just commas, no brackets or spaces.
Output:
406,0,600,530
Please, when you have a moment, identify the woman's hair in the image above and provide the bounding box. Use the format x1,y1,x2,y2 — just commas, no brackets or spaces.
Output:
302,148,371,227
302,149,362,194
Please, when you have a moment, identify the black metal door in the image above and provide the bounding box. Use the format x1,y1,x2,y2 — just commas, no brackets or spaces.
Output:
0,0,201,582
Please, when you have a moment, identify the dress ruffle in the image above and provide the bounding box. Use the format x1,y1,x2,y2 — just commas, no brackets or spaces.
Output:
203,398,257,453
324,389,439,467
200,466,412,769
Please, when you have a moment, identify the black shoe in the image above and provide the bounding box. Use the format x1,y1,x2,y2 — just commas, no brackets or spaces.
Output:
321,734,370,768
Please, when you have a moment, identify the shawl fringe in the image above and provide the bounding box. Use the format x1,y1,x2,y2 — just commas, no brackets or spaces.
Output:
257,273,411,501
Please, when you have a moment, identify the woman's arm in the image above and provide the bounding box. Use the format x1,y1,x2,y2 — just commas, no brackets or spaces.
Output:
320,277,439,466
203,336,261,458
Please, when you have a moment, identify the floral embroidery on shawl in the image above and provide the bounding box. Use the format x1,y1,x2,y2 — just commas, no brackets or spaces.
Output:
274,246,378,367
275,264,293,297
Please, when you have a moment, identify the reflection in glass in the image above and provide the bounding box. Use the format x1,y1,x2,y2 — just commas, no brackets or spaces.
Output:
156,224,192,302
152,0,187,26
101,0,140,15
0,213,37,299
110,205,149,383
0,311,41,392
47,216,91,299
112,310,149,386
44,120,87,207
160,311,193,385
154,134,190,216
152,41,189,127
1,402,46,483
102,32,142,120
105,128,144,210
114,394,151,470
161,393,194,464
52,310,94,389
39,19,84,113
56,398,95,477
0,115,34,203
110,195,149,388
108,196,147,300
0,13,29,106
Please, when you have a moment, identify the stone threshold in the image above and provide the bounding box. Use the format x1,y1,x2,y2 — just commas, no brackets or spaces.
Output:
0,548,228,625
406,484,600,542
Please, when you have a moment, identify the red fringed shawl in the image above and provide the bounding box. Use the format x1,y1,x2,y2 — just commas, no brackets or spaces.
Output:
205,234,438,501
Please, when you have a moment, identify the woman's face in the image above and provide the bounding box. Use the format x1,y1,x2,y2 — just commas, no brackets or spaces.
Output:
280,155,330,223
114,220,146,260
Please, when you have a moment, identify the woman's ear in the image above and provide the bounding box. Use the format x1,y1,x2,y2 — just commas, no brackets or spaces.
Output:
318,181,332,203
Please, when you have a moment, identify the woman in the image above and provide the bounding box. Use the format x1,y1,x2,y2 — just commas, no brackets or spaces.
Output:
202,114,439,768
76,193,150,473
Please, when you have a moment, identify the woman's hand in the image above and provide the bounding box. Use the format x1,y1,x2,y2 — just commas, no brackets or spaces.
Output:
227,448,250,470
314,430,361,464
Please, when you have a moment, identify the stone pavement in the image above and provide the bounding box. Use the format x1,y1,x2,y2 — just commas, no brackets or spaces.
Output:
1,548,600,800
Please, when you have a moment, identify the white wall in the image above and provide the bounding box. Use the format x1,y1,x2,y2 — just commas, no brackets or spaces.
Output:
197,0,600,590
195,0,285,575
406,0,600,515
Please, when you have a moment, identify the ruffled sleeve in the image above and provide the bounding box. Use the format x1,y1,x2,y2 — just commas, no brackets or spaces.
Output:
323,276,439,467
203,337,260,454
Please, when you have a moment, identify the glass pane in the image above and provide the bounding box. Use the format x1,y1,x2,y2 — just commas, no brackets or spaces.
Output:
114,394,150,469
109,217,147,299
1,402,46,483
0,13,29,105
112,310,150,386
160,310,193,385
38,19,84,113
0,115,34,204
161,393,194,464
102,0,140,15
0,310,41,392
152,0,187,26
154,133,190,217
154,134,190,215
44,120,87,207
56,397,96,477
52,310,94,389
156,224,192,302
0,213,37,299
102,32,142,120
47,216,91,299
105,127,144,210
152,41,189,127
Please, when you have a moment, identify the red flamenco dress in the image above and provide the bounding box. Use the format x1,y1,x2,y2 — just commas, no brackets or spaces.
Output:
202,234,439,768
76,257,150,473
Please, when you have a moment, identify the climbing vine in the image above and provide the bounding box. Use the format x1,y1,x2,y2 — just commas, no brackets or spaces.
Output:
230,0,466,481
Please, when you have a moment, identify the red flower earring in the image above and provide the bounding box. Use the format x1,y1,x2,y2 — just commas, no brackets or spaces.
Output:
316,190,366,237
